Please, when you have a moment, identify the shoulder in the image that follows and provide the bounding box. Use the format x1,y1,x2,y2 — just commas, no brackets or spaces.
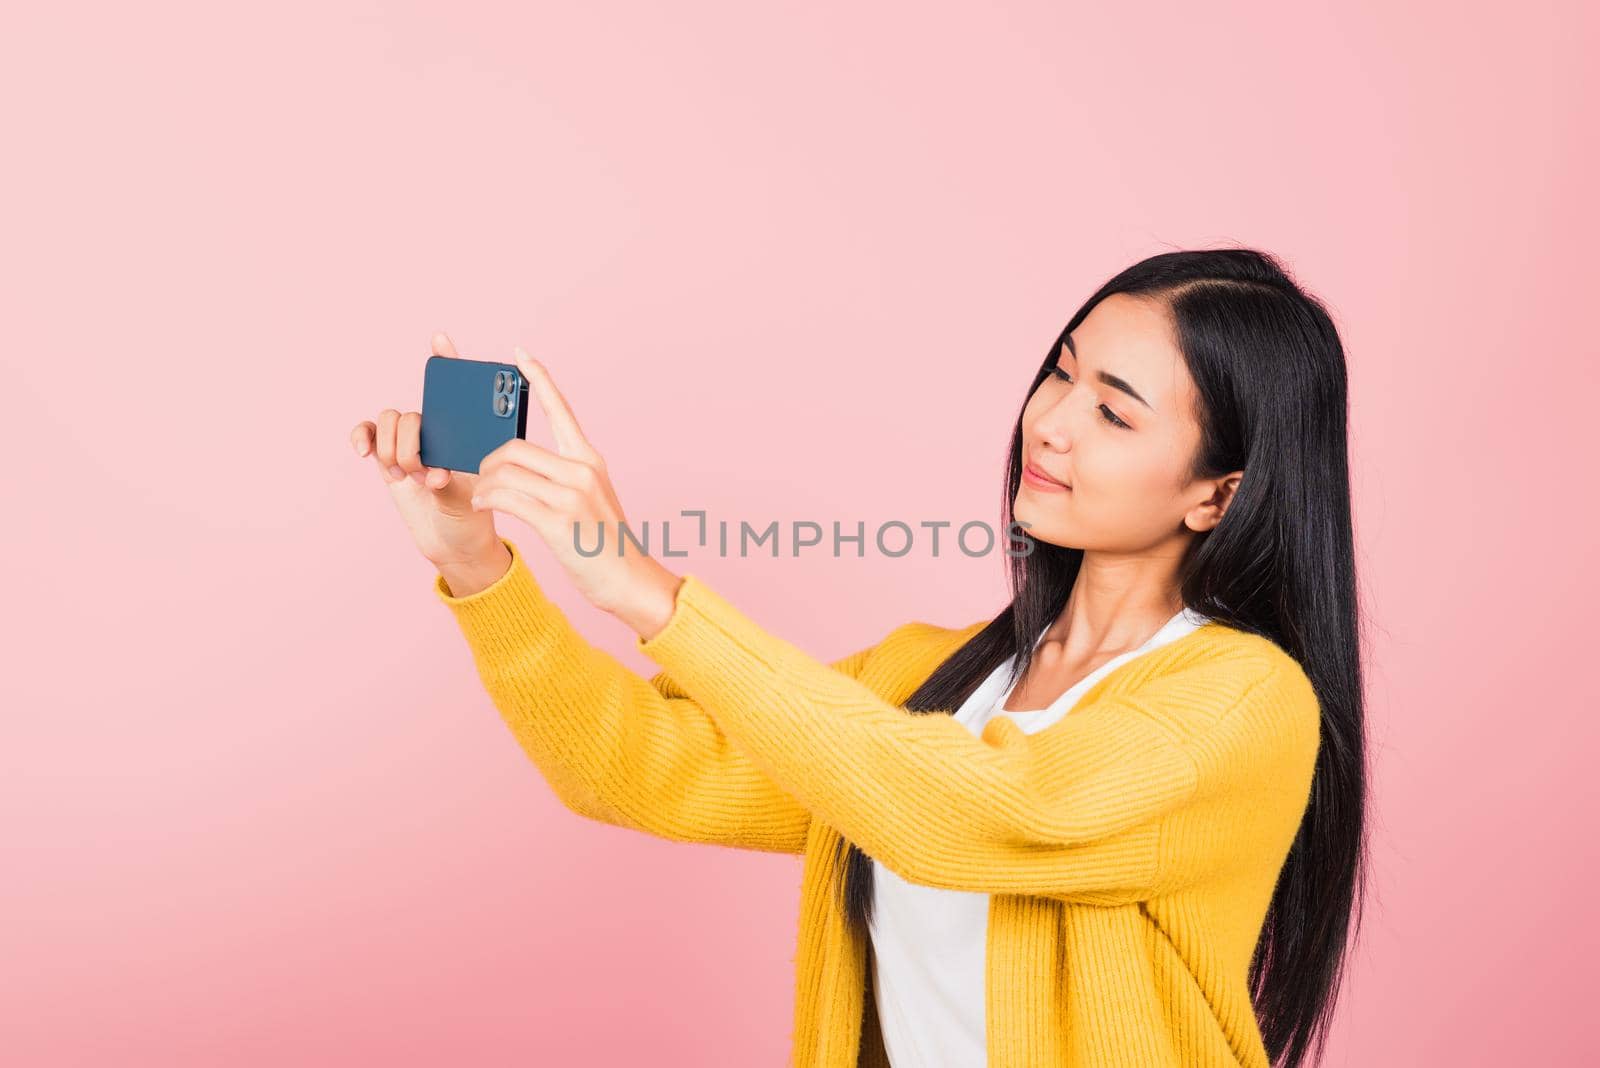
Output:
878,617,991,662
851,617,991,693
1169,625,1322,771
1202,625,1319,711
1155,621,1304,690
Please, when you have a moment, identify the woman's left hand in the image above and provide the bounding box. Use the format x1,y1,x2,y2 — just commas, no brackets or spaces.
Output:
470,346,683,639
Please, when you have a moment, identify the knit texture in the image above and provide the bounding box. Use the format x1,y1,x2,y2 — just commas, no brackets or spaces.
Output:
435,537,1322,1067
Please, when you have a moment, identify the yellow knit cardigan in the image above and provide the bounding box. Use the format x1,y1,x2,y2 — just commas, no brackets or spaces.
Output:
434,537,1322,1067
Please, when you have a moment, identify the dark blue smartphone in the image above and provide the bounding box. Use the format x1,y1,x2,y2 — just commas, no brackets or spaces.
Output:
418,355,529,474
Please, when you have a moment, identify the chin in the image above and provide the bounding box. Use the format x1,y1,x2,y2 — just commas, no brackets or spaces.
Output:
1012,507,1072,550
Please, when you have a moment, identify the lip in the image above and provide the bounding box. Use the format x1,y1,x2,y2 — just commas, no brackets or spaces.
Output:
1023,460,1070,490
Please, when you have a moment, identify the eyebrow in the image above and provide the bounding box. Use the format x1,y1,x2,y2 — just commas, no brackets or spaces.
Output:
1061,334,1155,412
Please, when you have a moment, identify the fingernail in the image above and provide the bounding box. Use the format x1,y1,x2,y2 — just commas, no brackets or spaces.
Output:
470,496,483,509
409,470,425,484
389,465,404,478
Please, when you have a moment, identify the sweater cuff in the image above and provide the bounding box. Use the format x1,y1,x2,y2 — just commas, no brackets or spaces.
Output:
433,537,577,666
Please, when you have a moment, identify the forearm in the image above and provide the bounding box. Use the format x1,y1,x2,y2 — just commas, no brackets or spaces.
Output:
435,538,815,851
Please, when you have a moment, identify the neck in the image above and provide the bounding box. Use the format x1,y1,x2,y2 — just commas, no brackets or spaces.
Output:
1046,546,1187,657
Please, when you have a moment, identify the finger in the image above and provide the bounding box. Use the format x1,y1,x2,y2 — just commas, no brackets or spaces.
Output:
477,464,582,514
470,484,558,532
431,331,459,358
480,436,596,492
369,444,406,485
351,422,376,458
375,409,406,480
396,411,426,479
514,346,599,461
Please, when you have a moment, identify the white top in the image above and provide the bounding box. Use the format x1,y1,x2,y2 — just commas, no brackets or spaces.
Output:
867,605,1213,1066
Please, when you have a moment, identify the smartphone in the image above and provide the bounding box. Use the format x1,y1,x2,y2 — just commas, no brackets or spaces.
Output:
418,355,529,474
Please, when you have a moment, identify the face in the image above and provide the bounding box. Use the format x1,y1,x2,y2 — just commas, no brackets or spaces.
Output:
1014,293,1240,553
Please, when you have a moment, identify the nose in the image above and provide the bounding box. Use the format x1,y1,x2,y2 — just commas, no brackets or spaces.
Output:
1038,412,1070,452
1033,388,1081,453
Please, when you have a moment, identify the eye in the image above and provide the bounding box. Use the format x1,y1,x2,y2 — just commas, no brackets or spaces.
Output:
1049,366,1132,429
1100,405,1131,429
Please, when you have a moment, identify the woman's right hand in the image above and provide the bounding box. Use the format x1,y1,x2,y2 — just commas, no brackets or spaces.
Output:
350,331,504,572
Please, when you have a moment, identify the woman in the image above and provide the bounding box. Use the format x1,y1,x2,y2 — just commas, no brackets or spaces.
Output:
350,247,1367,1067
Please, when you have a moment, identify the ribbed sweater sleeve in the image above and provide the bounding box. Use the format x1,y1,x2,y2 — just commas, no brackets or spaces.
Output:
634,571,1322,904
433,537,881,855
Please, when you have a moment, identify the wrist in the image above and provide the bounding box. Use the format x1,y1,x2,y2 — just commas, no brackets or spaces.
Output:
435,540,513,598
612,559,684,642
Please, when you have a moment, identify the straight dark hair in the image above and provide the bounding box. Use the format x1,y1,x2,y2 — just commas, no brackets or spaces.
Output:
833,248,1368,1068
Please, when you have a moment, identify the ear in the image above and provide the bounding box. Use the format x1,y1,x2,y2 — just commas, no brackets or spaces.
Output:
1184,470,1244,533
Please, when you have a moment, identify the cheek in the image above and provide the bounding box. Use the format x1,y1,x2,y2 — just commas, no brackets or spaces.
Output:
1078,444,1166,503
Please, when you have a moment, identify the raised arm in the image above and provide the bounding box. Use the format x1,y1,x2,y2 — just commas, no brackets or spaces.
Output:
436,537,888,854
630,572,1324,904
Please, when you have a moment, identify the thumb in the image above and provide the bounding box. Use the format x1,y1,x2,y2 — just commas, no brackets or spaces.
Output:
428,466,474,496
431,331,459,358
430,470,480,519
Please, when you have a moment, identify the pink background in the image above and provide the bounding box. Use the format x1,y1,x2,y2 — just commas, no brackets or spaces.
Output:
5,2,1595,1064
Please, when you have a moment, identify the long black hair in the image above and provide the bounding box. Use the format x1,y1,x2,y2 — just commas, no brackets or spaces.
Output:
833,247,1368,1068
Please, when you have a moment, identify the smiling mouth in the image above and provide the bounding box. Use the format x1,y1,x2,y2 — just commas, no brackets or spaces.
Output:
1024,461,1070,489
